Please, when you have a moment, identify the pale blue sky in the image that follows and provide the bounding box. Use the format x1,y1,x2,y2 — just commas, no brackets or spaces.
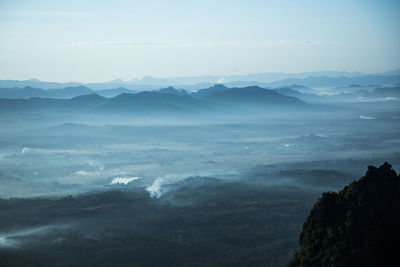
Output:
0,0,399,82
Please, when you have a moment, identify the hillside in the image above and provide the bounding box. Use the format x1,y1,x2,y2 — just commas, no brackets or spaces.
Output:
289,162,400,267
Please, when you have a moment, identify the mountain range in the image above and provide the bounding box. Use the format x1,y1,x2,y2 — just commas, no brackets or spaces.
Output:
1,82,399,114
0,86,135,99
0,85,306,114
1,69,399,90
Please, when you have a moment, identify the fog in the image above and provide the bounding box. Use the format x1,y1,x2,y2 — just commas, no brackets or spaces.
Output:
0,85,399,266
0,224,71,249
0,96,399,198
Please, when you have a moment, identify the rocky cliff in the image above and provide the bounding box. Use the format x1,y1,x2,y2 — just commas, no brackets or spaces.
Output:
289,162,400,267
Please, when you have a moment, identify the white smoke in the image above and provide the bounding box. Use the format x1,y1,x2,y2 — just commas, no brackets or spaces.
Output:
283,144,294,147
0,224,70,248
110,176,140,185
145,172,238,199
216,77,226,84
0,236,17,248
360,115,376,120
146,178,164,198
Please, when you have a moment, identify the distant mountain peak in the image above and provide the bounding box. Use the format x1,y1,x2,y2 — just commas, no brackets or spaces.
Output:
192,84,230,98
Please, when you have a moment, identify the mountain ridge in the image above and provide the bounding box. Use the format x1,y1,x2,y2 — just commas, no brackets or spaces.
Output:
0,85,306,113
1,69,399,90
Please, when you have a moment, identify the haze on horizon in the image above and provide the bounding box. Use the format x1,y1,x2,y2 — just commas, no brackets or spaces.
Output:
0,0,400,83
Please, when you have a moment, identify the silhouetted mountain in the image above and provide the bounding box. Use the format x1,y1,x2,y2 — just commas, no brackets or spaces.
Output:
0,86,138,99
0,86,94,99
0,80,81,89
98,92,211,113
51,86,94,98
157,87,189,96
0,86,47,98
289,162,400,267
69,94,108,108
201,86,304,106
369,86,400,97
0,86,307,113
0,97,61,111
96,87,135,97
265,75,400,88
192,84,230,98
1,70,399,91
1,69,400,90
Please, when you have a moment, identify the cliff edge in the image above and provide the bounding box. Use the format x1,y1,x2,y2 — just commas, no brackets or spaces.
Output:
289,162,400,267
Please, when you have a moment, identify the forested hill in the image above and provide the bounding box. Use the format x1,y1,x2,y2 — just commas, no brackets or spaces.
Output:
289,162,400,267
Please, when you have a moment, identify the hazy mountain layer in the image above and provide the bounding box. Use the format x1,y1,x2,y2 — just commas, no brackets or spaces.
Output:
1,69,399,90
0,86,306,114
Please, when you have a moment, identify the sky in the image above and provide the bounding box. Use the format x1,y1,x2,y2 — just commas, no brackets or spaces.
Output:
0,0,399,82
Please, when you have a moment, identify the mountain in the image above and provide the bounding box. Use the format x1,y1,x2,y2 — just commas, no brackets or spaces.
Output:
369,86,400,97
2,69,399,90
49,86,94,98
98,92,212,113
275,85,318,94
0,86,306,114
0,80,81,89
69,93,108,108
0,86,94,99
200,86,304,106
0,86,48,98
380,69,400,76
271,88,356,103
273,88,322,103
289,162,400,267
157,87,189,96
191,84,230,98
0,86,138,99
96,87,136,98
265,75,400,88
125,70,399,85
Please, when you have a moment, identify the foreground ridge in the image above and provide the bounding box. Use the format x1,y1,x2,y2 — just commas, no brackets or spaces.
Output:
289,162,400,267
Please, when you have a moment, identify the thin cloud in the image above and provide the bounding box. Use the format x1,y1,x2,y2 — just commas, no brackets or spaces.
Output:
70,41,90,47
69,40,325,48
69,41,172,47
178,41,239,47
